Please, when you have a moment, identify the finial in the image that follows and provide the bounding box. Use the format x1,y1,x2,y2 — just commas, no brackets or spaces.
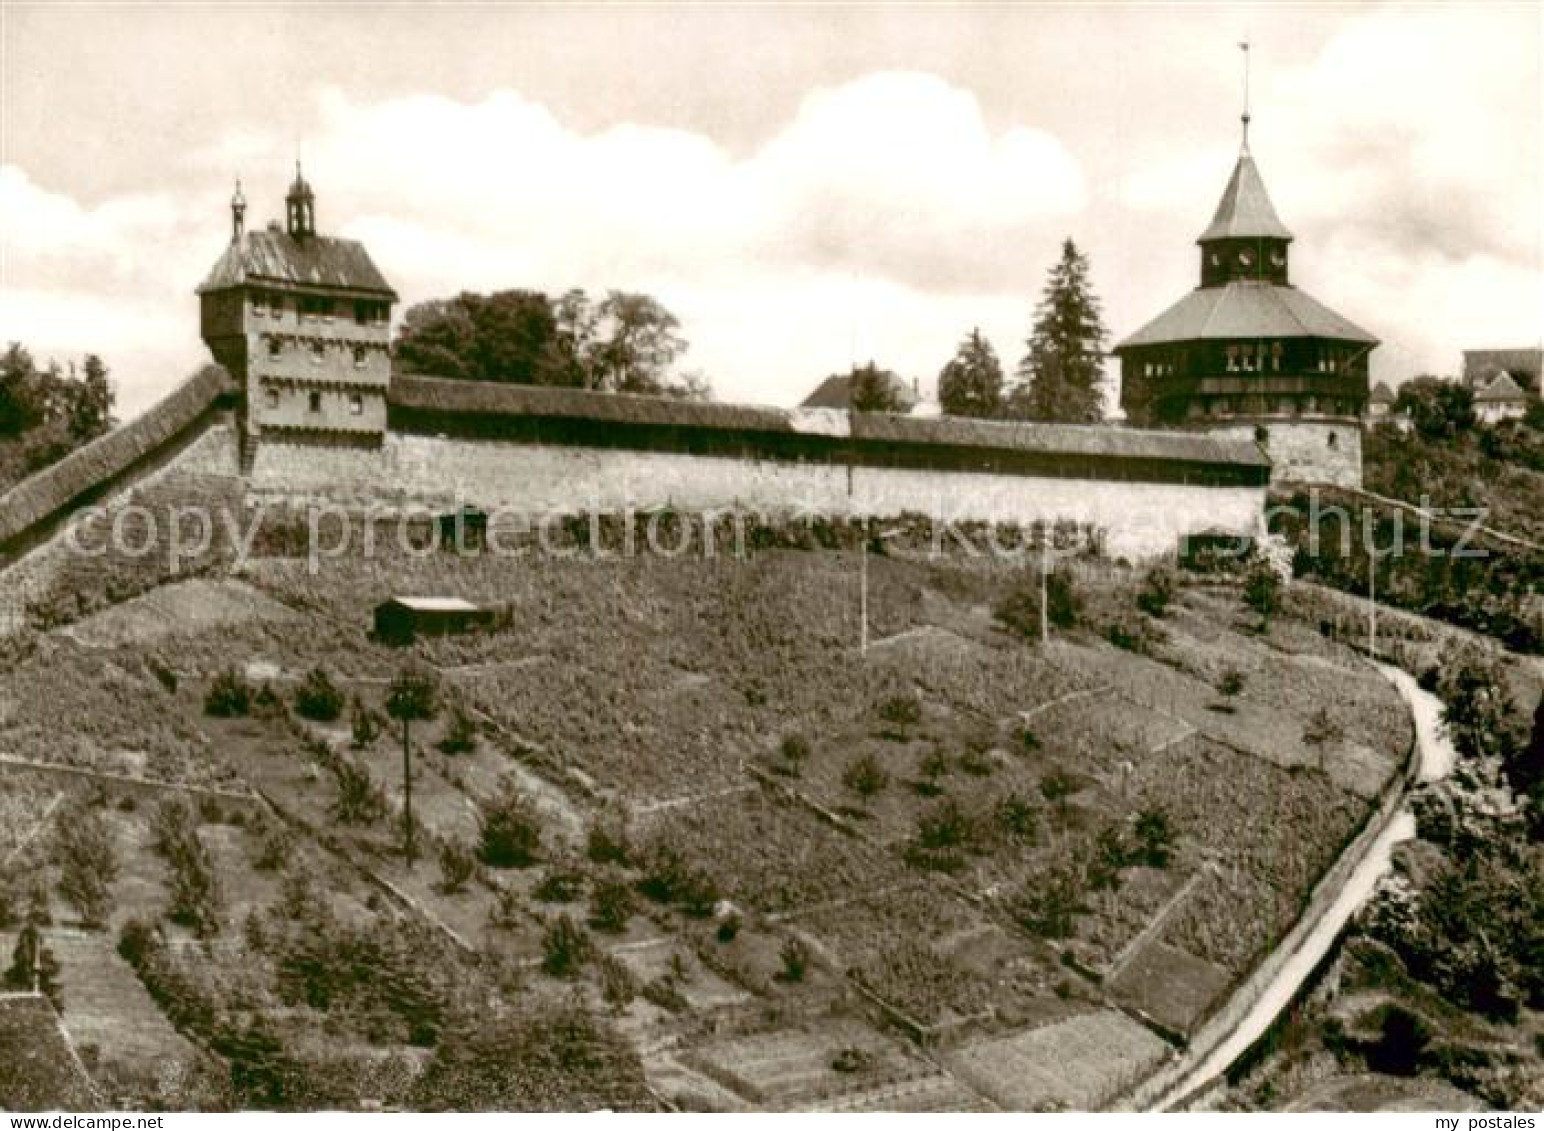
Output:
1238,39,1252,152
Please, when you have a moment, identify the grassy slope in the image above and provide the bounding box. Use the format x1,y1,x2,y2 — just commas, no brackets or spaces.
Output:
1363,425,1544,544
0,543,1413,1110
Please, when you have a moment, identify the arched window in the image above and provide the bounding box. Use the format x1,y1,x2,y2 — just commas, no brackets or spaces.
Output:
1327,431,1338,450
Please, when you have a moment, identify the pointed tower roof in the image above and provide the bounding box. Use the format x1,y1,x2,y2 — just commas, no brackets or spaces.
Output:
1197,150,1294,243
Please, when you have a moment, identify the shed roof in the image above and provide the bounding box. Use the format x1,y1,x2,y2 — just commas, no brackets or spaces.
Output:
1369,381,1396,404
198,228,396,298
1117,281,1377,349
1463,348,1541,385
381,596,483,613
800,373,918,411
1197,151,1294,243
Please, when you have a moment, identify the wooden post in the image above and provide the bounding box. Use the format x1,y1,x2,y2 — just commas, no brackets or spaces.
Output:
859,532,869,656
1368,543,1377,659
1040,535,1050,645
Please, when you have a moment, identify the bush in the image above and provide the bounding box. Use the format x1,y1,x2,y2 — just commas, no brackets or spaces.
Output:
1366,1004,1431,1076
533,868,585,903
251,822,294,872
294,668,344,722
350,699,383,748
916,747,951,796
636,839,719,917
1216,666,1246,700
437,708,478,755
1039,769,1078,806
993,792,1037,844
598,952,637,1009
876,692,922,733
1012,863,1083,939
330,759,387,826
842,753,889,799
541,914,593,979
478,786,543,868
917,797,974,852
1136,566,1177,618
204,667,251,718
437,840,477,894
1134,807,1174,868
55,804,117,928
1243,557,1282,628
585,818,630,866
589,878,636,934
778,936,811,983
152,799,224,938
779,733,812,775
716,912,742,944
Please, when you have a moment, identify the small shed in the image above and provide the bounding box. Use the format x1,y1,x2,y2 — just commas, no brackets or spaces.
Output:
374,596,495,646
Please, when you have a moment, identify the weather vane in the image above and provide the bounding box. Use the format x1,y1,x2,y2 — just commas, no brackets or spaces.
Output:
1239,39,1252,150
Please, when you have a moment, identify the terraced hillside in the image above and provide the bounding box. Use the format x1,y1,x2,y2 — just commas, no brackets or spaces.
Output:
0,525,1412,1110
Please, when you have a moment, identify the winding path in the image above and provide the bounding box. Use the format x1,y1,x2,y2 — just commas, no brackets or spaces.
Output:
1137,661,1456,1111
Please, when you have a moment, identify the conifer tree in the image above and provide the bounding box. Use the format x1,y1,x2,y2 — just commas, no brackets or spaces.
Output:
937,328,1004,418
1007,239,1109,423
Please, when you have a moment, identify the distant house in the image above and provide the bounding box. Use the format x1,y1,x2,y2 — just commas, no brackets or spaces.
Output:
1463,348,1541,394
374,596,496,645
800,372,919,413
1366,381,1396,425
1474,371,1530,425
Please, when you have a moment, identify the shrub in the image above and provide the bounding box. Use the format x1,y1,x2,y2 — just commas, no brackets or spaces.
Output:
1137,566,1177,618
1039,769,1079,806
832,1047,877,1074
541,913,593,978
55,804,117,928
251,682,284,718
842,753,889,799
294,668,344,722
598,952,637,1009
478,786,543,868
636,840,719,917
204,667,251,718
152,802,224,938
5,923,62,1006
1012,863,1083,939
779,733,812,775
350,699,382,748
437,708,478,755
1243,556,1282,628
958,740,996,776
1367,1004,1431,1076
1217,666,1246,700
585,818,630,866
330,759,387,826
993,792,1038,844
533,868,585,903
877,692,922,733
437,840,477,894
778,936,811,983
995,567,1081,638
716,911,742,944
251,822,294,872
916,747,951,796
916,797,974,852
589,878,636,934
1134,807,1174,868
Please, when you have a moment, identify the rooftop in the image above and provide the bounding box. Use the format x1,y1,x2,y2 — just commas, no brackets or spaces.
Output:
380,596,484,613
1197,151,1294,243
1476,371,1529,403
198,228,396,298
1117,281,1378,349
390,375,1270,470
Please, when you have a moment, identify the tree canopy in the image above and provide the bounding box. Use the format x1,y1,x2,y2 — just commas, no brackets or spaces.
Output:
846,362,912,413
0,343,116,488
1394,376,1476,441
393,288,705,399
937,328,1004,418
1006,239,1108,423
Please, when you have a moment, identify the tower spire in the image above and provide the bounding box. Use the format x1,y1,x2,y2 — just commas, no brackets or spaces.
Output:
1238,39,1252,152
230,177,246,243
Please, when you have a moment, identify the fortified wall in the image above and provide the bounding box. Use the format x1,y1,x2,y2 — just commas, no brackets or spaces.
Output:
0,365,1270,632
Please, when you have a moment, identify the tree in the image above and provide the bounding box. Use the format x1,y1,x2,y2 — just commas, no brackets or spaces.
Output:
541,913,593,978
842,753,889,799
1006,239,1108,423
846,362,910,413
1394,376,1476,442
1133,807,1174,868
585,291,689,395
4,924,61,1006
394,290,570,386
294,668,343,722
478,784,543,868
937,328,1004,418
68,354,114,442
56,804,117,928
0,343,43,437
386,667,440,865
1243,556,1281,631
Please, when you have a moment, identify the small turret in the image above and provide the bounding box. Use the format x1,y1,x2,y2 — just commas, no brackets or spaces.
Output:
285,161,315,239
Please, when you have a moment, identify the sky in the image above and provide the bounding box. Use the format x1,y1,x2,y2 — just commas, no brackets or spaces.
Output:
1,2,1540,419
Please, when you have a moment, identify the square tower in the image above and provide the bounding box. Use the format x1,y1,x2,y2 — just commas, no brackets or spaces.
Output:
198,169,397,454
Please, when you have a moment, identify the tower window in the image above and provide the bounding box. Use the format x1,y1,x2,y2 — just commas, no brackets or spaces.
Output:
251,292,266,316
1327,432,1338,449
353,345,368,369
267,336,282,359
264,388,279,410
349,393,364,415
311,341,326,364
308,391,322,414
1226,345,1240,372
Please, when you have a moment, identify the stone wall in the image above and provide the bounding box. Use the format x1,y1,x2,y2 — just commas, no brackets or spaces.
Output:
1207,417,1362,489
248,433,1265,561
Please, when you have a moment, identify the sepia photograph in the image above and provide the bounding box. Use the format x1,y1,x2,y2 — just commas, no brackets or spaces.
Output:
0,0,1540,1118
